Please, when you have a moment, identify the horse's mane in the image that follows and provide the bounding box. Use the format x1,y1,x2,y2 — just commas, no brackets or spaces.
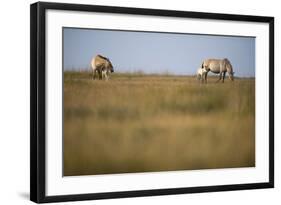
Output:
223,58,231,64
97,54,109,61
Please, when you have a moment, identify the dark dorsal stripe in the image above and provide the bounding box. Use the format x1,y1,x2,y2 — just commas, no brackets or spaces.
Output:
97,54,109,61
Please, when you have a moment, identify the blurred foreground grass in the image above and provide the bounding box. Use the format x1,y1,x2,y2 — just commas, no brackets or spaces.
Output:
64,71,255,176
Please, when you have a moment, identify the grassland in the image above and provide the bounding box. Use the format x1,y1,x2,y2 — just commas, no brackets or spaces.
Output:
64,71,255,176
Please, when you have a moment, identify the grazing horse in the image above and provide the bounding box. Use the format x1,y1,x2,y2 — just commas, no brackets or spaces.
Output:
91,55,114,80
196,67,208,83
201,58,234,83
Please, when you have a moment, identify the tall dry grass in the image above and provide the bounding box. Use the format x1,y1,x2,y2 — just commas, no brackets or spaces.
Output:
64,71,255,176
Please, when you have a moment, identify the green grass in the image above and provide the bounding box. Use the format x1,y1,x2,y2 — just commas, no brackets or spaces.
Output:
64,71,255,176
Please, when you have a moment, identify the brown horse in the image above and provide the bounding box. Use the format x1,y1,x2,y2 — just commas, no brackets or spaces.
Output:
91,55,114,80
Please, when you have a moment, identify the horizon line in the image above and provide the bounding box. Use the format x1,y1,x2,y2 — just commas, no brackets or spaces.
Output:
63,70,255,78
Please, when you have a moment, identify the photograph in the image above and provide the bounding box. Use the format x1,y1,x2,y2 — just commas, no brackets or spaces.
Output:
30,2,274,202
63,27,256,176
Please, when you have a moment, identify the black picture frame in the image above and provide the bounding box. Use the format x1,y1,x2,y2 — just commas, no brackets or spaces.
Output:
30,1,274,203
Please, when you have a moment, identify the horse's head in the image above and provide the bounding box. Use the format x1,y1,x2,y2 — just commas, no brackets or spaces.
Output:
105,59,114,73
108,61,114,73
230,71,235,81
225,60,234,81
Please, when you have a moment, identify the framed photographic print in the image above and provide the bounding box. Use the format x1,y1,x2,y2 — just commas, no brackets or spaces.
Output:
30,1,274,203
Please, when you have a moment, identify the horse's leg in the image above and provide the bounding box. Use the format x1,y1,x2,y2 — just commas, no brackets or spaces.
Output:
228,72,234,81
202,73,205,84
222,71,226,83
92,70,96,80
204,72,208,84
98,70,102,80
106,71,110,81
101,71,104,80
216,72,222,82
97,70,101,80
102,71,108,81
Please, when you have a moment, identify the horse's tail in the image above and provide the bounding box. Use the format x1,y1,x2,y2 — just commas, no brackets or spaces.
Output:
201,61,204,68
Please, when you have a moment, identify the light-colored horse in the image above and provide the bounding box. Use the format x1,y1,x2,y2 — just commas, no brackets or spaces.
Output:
91,55,114,80
196,67,208,83
201,58,234,83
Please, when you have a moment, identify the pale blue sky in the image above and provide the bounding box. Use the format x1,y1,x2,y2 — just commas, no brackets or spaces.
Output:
63,28,255,77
